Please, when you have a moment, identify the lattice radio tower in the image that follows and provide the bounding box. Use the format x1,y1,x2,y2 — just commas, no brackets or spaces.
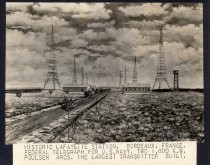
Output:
153,25,170,89
43,25,61,90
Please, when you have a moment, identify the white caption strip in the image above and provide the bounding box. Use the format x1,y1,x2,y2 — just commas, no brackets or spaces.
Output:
13,141,196,165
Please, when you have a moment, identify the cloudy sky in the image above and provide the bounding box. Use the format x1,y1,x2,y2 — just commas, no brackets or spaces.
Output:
6,3,203,88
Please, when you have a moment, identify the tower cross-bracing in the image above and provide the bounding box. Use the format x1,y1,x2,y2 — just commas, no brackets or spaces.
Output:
153,25,170,89
43,25,61,90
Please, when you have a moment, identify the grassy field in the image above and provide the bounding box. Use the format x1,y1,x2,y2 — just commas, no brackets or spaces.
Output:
5,91,83,118
5,91,204,143
59,92,204,143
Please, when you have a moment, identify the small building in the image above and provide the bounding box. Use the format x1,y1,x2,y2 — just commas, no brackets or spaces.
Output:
99,86,121,92
122,83,151,94
109,87,122,92
62,84,87,93
5,87,43,97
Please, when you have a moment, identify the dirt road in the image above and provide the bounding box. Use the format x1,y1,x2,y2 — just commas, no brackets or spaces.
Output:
6,96,91,144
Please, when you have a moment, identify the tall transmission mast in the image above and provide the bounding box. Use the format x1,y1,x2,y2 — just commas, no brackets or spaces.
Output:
72,55,77,84
124,66,127,85
153,25,170,89
81,66,84,85
119,71,122,87
133,56,138,84
85,73,88,85
43,25,61,90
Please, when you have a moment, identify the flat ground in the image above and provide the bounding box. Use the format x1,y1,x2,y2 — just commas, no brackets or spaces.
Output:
58,92,204,143
6,91,204,143
5,94,91,144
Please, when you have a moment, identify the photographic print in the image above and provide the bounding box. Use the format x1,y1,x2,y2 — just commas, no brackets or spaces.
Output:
5,2,204,144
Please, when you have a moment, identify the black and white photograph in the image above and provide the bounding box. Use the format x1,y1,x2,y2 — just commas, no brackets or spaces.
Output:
5,2,204,144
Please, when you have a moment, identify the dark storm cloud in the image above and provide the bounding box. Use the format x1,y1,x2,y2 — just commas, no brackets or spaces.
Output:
165,9,202,26
54,39,72,48
6,3,203,88
62,16,94,33
86,38,116,46
104,3,129,28
77,46,121,58
161,3,199,8
6,24,42,34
